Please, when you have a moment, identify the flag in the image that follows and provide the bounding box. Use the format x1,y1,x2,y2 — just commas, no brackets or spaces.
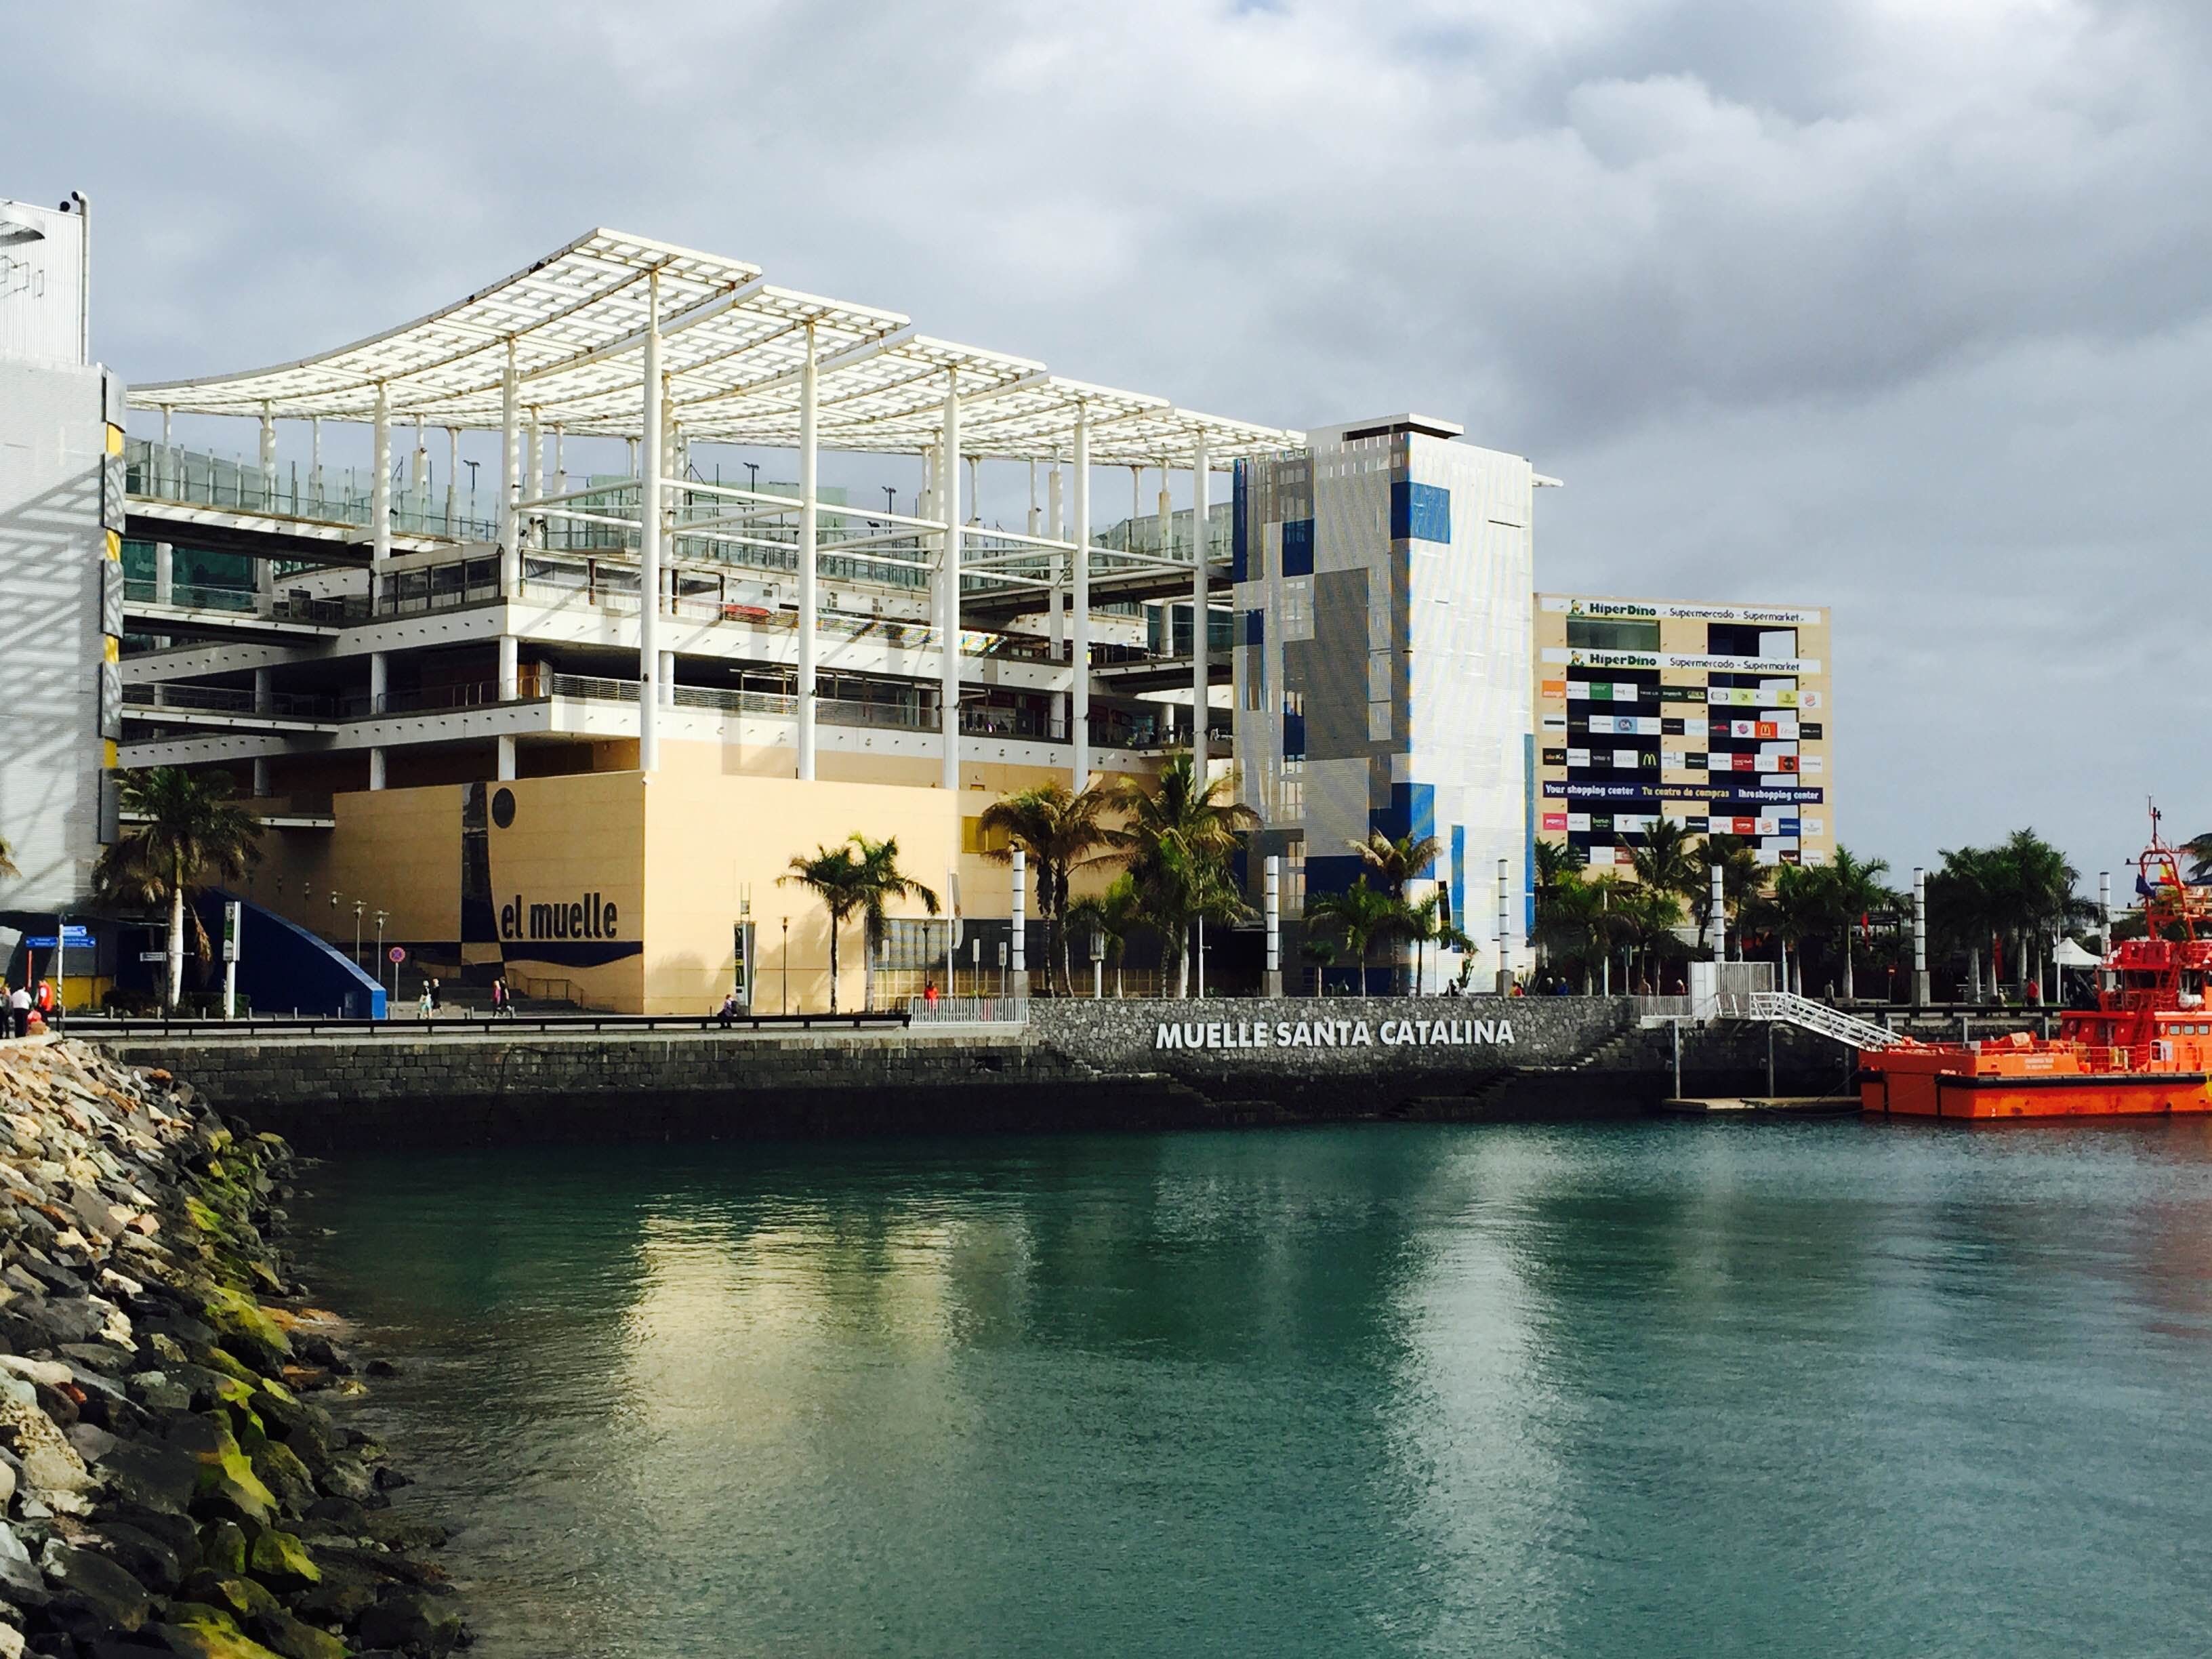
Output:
2137,872,2155,899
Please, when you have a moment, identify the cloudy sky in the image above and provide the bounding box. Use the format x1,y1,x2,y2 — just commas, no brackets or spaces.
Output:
12,0,2209,883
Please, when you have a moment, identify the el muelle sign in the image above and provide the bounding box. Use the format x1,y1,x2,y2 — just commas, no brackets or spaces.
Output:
1158,1016,1515,1052
499,890,621,943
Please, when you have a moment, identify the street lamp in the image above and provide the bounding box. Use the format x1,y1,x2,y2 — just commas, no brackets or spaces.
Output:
353,899,364,970
745,461,760,495
375,911,388,1005
781,916,790,1015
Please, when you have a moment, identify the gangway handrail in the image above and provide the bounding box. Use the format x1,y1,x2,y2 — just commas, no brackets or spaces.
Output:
1746,990,1913,1050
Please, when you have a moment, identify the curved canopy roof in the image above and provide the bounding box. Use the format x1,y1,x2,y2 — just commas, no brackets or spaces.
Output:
130,228,1300,468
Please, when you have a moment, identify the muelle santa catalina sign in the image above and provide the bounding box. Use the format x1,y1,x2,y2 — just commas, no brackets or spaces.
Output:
1157,1016,1515,1052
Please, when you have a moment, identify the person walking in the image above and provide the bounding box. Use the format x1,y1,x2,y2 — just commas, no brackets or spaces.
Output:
491,977,510,1019
7,981,30,1038
718,989,741,1028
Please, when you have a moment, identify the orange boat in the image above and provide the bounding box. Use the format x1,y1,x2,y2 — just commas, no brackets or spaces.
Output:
1860,819,2212,1120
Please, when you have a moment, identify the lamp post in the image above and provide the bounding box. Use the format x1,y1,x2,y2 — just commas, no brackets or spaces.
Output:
353,900,364,972
375,911,388,1008
781,916,790,1015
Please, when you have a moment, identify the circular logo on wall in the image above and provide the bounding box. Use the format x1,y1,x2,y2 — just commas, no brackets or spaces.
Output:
491,787,516,829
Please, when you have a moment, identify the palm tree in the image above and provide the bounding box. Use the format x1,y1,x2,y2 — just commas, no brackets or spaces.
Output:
1400,890,1476,995
1105,749,1258,996
2186,833,2212,885
1629,816,1703,905
1065,874,1143,998
91,767,263,1010
1613,882,1686,992
1534,870,1614,991
1747,862,1826,996
779,834,939,1012
1351,829,1445,990
1305,878,1408,998
1930,844,2008,1001
1996,828,2091,998
978,780,1118,995
1817,846,1893,1002
849,834,941,1011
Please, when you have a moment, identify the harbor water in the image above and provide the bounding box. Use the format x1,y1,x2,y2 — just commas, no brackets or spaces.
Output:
293,1119,2212,1657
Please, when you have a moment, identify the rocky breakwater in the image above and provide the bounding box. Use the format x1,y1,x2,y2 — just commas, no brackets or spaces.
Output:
0,1039,461,1659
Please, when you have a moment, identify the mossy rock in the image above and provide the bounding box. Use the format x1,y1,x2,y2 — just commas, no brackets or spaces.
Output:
191,1416,279,1526
203,1286,291,1368
185,1195,231,1238
205,1346,260,1387
247,1527,320,1588
179,1569,281,1621
148,1604,290,1659
200,1519,249,1576
249,1436,317,1514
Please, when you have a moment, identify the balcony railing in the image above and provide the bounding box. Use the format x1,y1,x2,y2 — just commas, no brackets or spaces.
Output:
126,439,500,541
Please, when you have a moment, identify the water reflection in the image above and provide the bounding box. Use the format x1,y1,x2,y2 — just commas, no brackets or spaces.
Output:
296,1120,2212,1658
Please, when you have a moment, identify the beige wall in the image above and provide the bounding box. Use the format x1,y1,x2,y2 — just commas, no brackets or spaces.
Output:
229,737,1149,1015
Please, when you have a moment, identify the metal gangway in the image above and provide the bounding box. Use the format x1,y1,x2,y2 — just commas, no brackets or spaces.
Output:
1746,990,1912,1050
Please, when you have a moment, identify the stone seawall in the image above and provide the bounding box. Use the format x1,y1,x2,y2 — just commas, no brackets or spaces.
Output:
98,1000,1878,1151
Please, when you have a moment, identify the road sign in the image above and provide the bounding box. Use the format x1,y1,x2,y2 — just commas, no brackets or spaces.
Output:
22,926,91,949
140,950,169,963
388,946,407,964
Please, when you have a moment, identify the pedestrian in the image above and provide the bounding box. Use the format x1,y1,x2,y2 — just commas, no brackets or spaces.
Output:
491,977,510,1019
718,989,741,1027
7,981,30,1038
922,978,940,1006
417,981,434,1019
35,980,60,1031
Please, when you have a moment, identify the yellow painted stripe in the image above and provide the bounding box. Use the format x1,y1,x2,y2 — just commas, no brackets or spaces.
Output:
106,424,123,456
105,528,121,561
103,740,118,769
104,636,119,664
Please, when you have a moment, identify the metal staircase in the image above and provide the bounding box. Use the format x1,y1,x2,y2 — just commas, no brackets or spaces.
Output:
1747,991,1912,1050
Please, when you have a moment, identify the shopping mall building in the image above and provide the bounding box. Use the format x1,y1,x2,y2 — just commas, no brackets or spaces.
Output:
1533,594,1835,871
0,194,1832,1012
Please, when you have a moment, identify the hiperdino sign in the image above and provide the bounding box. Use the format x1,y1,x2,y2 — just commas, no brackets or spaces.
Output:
1156,1017,1515,1052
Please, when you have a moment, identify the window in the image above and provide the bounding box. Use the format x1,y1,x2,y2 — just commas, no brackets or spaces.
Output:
1566,617,1661,651
1282,578,1314,642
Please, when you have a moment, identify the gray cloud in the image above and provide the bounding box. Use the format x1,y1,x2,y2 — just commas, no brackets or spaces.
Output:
7,0,2206,879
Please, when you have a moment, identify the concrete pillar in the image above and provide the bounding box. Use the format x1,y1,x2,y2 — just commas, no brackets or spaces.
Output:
499,338,520,596
368,653,388,792
659,649,676,708
2099,869,2112,991
370,382,392,608
639,272,662,773
1190,437,1210,752
258,402,276,507
939,375,962,790
497,735,517,781
253,666,270,710
1912,866,1929,1006
251,756,269,798
1711,863,1726,964
153,541,173,606
1071,407,1092,787
308,415,322,502
498,634,519,701
1263,853,1282,998
445,428,459,535
1496,857,1513,996
797,321,819,780
1009,847,1028,999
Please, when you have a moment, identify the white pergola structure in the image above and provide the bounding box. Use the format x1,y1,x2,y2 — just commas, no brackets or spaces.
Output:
131,228,1299,789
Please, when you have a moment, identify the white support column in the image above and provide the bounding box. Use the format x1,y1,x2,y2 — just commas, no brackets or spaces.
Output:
797,321,819,781
370,382,392,605
368,651,388,792
498,634,518,701
639,272,663,773
1263,853,1282,998
1711,863,1726,964
1496,857,1513,995
251,755,269,798
497,737,517,782
1072,408,1092,788
939,374,962,790
410,416,428,504
1912,866,1929,1006
659,650,676,708
153,541,173,605
308,415,322,503
499,340,520,595
526,409,544,548
258,403,276,507
552,423,567,497
445,427,459,535
1010,847,1028,999
1190,437,1211,754
159,407,173,497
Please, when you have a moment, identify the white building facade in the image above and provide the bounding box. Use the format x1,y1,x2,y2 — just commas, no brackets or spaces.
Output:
1232,416,1538,985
